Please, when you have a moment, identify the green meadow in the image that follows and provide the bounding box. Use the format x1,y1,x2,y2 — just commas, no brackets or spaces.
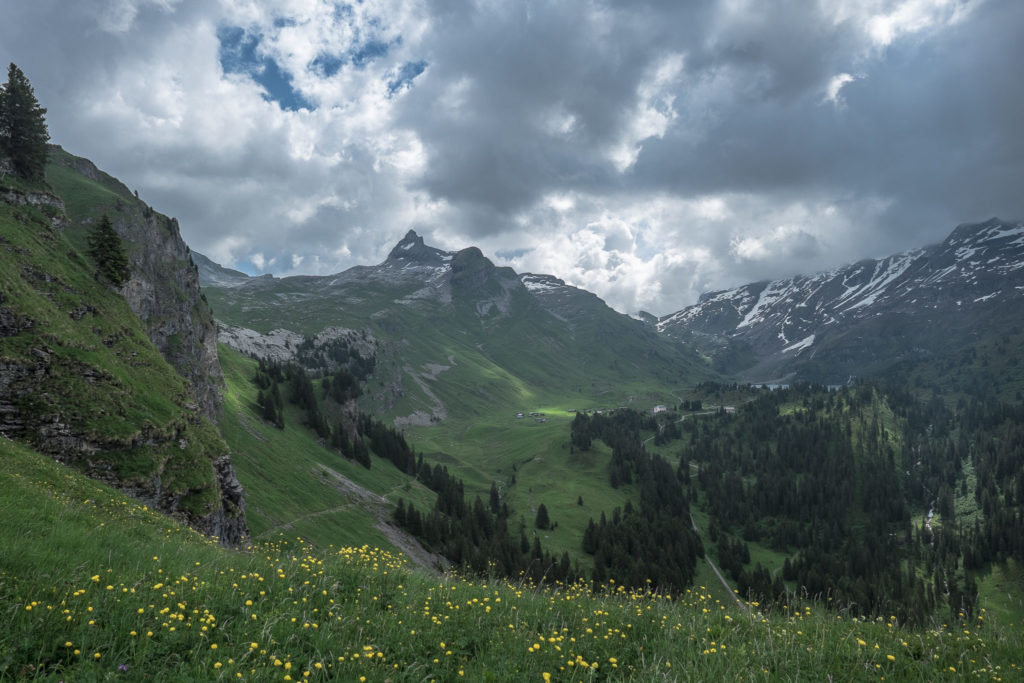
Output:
4,436,1022,682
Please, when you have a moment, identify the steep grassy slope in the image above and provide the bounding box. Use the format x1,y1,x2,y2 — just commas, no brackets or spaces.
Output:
3,436,1022,681
45,146,225,418
216,345,437,556
0,169,243,541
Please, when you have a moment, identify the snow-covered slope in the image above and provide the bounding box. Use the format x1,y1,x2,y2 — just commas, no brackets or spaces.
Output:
657,218,1024,382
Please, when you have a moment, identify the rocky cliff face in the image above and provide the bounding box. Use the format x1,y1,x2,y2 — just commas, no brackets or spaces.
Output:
49,147,224,419
0,148,246,544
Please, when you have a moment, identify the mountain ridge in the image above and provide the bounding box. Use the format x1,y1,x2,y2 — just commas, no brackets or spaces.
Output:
197,230,711,426
656,217,1024,385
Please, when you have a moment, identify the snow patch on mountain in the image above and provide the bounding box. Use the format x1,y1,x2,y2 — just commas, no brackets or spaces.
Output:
783,334,815,353
521,274,563,293
656,218,1024,379
738,281,788,329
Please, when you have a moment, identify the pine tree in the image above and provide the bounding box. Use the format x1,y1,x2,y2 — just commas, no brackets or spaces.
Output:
0,63,49,181
87,215,131,286
535,503,550,530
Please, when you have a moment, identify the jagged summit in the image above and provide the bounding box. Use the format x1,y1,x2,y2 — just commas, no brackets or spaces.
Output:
385,229,452,266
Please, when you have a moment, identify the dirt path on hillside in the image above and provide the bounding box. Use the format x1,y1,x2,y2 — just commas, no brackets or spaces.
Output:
690,513,748,612
256,465,449,574
639,409,745,611
642,409,717,447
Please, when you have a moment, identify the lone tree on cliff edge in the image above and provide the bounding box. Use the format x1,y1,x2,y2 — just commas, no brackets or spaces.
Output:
88,215,131,286
0,63,49,181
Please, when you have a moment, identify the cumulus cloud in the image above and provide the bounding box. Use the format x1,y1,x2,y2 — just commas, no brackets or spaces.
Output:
1,0,1021,316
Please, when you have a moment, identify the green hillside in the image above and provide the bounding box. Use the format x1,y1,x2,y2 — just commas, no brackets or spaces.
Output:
215,345,437,554
200,240,712,429
4,436,1021,681
0,173,240,537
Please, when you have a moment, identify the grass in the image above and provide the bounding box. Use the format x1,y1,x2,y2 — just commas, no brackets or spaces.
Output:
216,337,670,569
975,559,1024,628
403,411,637,567
3,435,1022,681
216,346,437,550
0,189,228,519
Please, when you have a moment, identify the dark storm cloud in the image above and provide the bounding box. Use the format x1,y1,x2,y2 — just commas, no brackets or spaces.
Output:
393,1,714,221
401,0,1023,238
1,0,1021,314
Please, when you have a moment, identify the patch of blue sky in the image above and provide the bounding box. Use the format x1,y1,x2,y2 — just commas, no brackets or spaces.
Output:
387,60,427,95
218,25,313,112
309,38,404,79
350,38,394,67
311,53,344,78
496,247,532,260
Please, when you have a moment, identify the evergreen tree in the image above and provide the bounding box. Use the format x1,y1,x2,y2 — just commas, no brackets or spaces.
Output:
87,215,131,286
535,503,550,530
0,63,49,181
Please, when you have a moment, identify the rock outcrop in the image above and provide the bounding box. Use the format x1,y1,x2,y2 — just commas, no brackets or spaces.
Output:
49,147,224,419
0,147,247,545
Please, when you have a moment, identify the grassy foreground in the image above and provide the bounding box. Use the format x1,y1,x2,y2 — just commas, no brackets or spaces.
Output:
2,437,1022,682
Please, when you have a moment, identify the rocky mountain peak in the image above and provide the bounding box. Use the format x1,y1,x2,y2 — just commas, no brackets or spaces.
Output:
385,229,451,266
942,217,1023,250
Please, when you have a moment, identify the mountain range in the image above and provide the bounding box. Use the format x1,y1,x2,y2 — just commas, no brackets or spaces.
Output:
197,217,1024,406
654,218,1024,387
196,229,710,426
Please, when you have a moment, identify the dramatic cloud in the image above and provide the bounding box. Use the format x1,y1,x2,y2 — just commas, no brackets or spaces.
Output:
2,0,1021,314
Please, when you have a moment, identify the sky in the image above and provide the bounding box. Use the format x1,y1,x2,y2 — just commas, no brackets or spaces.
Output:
2,0,1022,316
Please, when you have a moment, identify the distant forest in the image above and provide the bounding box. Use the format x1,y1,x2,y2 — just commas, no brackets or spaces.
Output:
249,344,1024,625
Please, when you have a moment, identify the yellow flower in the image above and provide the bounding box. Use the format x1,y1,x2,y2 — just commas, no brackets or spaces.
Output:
887,654,895,662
